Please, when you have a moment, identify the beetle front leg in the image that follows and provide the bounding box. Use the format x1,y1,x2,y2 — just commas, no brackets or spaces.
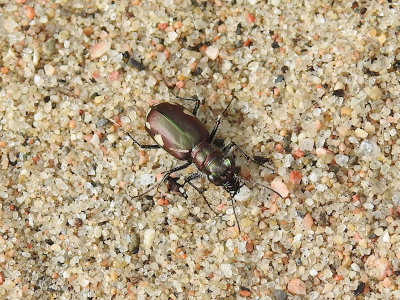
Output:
208,96,235,143
175,95,201,115
222,142,274,170
181,172,219,215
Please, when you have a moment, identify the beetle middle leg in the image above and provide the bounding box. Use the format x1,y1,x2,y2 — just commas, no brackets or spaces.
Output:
134,162,191,198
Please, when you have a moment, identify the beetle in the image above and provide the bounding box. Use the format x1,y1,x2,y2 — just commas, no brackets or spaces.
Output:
111,95,281,232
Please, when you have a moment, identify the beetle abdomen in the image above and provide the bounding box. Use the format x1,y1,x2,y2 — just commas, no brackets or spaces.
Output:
146,103,209,160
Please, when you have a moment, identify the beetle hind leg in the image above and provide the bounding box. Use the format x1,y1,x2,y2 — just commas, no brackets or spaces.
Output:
107,118,160,149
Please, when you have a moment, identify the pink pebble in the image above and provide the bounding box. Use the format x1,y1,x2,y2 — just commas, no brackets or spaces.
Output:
25,6,35,20
315,147,331,157
302,213,313,229
366,255,391,280
314,120,322,130
176,81,185,89
289,170,302,185
90,40,111,58
217,203,226,212
287,279,306,295
108,71,119,81
271,179,289,197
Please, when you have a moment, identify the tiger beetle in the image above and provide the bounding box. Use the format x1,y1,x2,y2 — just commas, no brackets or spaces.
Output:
110,95,282,232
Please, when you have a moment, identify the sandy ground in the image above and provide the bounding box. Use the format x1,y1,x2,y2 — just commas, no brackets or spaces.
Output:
1,0,400,299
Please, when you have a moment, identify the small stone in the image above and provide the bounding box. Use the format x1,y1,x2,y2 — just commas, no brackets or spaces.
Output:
367,86,382,101
382,231,390,243
335,154,349,167
220,263,232,278
271,179,289,197
167,31,178,42
287,279,306,295
139,174,155,186
94,226,102,238
205,46,219,60
273,289,287,300
322,283,334,294
303,213,313,229
378,34,386,45
33,75,44,87
298,138,314,151
382,277,392,288
129,232,140,254
353,282,365,296
78,276,90,287
364,122,375,133
90,40,111,58
270,0,281,6
44,64,55,76
234,185,251,201
366,255,390,280
355,128,368,139
359,140,376,157
289,170,302,185
309,268,318,276
25,6,35,20
143,229,156,253
363,202,374,210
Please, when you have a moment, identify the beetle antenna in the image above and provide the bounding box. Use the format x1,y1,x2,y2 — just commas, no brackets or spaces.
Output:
238,176,284,199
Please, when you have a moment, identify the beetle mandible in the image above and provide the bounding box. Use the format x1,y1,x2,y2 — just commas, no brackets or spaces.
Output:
112,95,281,232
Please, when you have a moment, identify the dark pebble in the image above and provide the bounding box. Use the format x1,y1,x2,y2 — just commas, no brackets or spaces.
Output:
271,41,280,48
333,89,344,97
274,289,288,300
96,118,109,127
275,75,284,83
353,282,365,296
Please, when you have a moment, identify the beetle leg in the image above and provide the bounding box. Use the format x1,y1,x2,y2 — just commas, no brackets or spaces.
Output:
181,173,219,216
125,132,160,149
133,162,191,198
222,142,274,171
175,96,201,115
107,119,160,149
208,95,235,142
230,187,245,233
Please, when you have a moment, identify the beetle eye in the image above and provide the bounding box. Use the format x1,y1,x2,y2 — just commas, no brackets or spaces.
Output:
223,159,231,167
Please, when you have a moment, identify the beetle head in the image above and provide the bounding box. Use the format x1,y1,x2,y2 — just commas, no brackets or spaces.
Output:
207,156,237,187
